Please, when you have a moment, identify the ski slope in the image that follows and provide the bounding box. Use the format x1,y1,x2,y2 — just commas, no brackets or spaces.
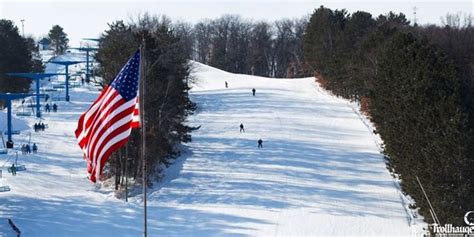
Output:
0,54,423,236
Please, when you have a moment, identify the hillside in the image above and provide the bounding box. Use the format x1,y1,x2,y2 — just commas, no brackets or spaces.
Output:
0,56,424,236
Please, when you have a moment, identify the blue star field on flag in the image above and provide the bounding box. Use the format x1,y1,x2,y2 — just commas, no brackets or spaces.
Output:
110,50,140,101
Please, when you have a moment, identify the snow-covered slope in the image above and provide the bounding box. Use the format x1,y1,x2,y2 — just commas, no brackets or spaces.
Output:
0,56,423,236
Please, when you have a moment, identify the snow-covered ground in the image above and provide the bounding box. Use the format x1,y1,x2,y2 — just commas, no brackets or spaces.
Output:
0,53,425,236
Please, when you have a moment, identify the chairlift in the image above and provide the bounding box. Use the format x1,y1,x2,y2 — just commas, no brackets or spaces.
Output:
0,170,11,192
71,82,81,88
8,152,26,173
8,165,26,173
16,111,32,116
0,186,10,192
16,98,32,116
52,85,65,89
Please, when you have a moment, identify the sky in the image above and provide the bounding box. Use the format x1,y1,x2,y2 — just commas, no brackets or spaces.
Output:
0,0,472,46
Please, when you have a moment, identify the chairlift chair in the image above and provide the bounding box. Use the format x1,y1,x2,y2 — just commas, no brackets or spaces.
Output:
0,170,11,192
16,98,32,116
8,152,26,173
44,88,58,92
7,165,26,173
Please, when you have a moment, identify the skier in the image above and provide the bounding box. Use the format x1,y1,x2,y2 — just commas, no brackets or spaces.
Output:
45,103,50,113
225,81,228,88
257,139,263,149
240,123,245,133
40,123,45,131
252,88,256,96
32,143,38,153
25,144,31,154
11,164,16,176
52,103,58,112
34,123,38,132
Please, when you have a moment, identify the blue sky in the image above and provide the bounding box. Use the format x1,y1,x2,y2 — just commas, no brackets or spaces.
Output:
0,0,472,46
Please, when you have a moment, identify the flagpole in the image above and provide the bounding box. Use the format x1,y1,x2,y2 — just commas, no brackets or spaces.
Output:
139,39,147,237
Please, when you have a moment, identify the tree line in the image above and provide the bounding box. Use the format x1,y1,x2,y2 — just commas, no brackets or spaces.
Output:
303,6,473,226
175,15,308,78
95,15,196,193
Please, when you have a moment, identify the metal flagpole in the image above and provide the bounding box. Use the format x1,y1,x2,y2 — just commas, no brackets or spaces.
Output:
125,145,128,202
139,40,147,237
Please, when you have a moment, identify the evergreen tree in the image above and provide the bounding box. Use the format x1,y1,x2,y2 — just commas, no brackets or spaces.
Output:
48,25,69,55
303,6,349,95
0,19,41,94
371,32,473,225
95,21,136,87
24,37,44,73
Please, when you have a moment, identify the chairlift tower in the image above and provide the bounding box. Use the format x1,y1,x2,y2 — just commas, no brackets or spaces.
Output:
6,73,65,118
49,61,85,101
71,47,98,84
0,93,45,148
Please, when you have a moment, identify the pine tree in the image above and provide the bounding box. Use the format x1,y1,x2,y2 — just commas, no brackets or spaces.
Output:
303,6,349,96
0,19,41,94
371,32,472,225
48,25,69,55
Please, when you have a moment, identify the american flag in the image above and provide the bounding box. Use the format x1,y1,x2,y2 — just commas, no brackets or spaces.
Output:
75,50,141,183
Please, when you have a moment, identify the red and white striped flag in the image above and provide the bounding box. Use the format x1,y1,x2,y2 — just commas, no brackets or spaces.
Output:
75,50,141,183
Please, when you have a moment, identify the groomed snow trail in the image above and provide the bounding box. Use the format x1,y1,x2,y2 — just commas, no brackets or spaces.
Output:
0,58,416,236
148,62,413,236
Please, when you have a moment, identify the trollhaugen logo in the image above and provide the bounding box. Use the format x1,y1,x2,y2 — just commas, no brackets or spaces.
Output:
465,211,474,226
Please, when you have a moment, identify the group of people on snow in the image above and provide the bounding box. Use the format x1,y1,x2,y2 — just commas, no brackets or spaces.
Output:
34,123,46,132
227,80,263,148
21,143,37,154
44,103,58,113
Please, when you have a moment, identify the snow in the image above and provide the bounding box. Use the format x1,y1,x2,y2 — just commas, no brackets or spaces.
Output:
0,53,425,236
0,111,29,137
38,50,55,63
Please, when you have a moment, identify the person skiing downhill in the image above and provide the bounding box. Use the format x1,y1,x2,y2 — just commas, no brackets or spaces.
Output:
240,123,245,133
225,81,228,88
257,139,263,148
252,88,256,96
